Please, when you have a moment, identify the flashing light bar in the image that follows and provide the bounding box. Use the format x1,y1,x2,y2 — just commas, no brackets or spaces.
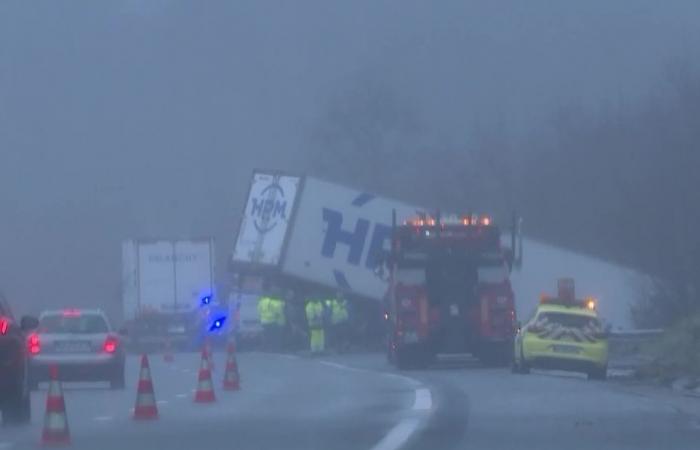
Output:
405,214,493,227
584,297,597,310
539,294,598,311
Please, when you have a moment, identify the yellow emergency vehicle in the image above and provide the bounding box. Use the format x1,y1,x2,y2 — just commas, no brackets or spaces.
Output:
512,279,609,380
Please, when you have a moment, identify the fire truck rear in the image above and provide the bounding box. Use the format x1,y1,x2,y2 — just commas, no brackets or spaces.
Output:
385,213,522,369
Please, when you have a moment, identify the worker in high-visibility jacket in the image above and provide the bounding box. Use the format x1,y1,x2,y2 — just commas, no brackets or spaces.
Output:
305,299,326,354
330,297,349,351
270,297,287,349
258,296,277,349
270,298,286,327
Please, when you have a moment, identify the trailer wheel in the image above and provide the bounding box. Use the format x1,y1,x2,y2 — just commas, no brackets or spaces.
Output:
395,345,431,370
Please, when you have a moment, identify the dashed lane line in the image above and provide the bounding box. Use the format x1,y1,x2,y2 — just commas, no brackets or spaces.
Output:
316,359,432,450
93,416,114,422
382,372,422,387
0,442,14,449
413,388,432,411
318,360,369,374
370,418,422,450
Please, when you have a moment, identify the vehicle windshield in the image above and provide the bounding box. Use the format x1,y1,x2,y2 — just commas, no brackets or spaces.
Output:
40,314,109,334
537,312,601,329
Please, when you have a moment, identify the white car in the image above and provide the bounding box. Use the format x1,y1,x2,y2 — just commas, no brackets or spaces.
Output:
28,309,126,389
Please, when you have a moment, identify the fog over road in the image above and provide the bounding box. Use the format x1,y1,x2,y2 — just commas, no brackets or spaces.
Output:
3,352,699,450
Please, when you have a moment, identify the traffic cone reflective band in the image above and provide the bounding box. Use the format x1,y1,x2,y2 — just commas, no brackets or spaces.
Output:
133,354,159,420
41,366,70,446
223,343,240,391
194,348,216,403
163,340,174,363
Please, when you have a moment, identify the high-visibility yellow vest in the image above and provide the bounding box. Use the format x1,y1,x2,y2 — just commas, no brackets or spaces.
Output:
331,299,348,324
258,297,275,325
271,299,286,326
306,300,324,328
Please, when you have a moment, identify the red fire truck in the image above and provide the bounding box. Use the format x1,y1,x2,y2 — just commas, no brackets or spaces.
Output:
384,213,522,369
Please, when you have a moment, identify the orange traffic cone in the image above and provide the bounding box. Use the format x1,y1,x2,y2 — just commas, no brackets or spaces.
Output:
133,354,159,420
194,348,216,403
41,366,70,446
223,342,240,391
163,340,174,363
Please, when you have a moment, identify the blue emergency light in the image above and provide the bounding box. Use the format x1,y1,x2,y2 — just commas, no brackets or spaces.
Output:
209,316,227,332
201,295,213,306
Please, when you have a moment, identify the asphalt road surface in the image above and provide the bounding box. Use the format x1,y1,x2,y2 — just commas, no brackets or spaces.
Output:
2,352,699,450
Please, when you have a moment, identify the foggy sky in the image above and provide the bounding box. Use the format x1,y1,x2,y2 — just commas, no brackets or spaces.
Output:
2,1,700,317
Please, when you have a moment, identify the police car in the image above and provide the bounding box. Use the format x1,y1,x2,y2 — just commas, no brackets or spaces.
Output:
512,280,609,380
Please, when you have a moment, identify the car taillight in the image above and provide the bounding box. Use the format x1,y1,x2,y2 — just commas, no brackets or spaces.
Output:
28,333,40,355
0,317,9,335
103,336,118,353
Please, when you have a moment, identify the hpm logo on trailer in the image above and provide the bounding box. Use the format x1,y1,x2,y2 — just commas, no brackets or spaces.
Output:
251,177,289,234
320,193,417,290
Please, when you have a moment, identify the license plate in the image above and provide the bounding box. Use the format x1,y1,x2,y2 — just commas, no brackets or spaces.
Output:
551,344,581,354
56,341,91,353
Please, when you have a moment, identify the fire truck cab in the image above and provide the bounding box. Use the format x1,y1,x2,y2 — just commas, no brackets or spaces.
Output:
385,213,522,369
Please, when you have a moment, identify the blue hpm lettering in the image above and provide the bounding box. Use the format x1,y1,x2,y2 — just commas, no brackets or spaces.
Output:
321,208,391,269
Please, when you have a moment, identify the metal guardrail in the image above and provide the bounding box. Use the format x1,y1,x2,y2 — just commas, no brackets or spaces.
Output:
608,329,664,370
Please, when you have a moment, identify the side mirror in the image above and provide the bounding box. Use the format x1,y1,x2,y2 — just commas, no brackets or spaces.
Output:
20,316,39,331
504,249,515,272
118,326,129,336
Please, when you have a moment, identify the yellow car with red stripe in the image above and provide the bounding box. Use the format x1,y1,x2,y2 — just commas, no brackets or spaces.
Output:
512,298,608,380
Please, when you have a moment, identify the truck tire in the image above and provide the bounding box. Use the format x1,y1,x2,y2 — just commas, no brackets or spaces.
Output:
395,346,412,370
395,345,431,370
480,341,514,367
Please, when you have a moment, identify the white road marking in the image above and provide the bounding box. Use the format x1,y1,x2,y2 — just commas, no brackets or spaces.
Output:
157,400,169,405
413,388,432,411
318,360,369,374
382,372,421,387
371,418,421,450
93,416,114,422
309,358,432,450
319,361,348,369
0,442,14,449
175,393,189,399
